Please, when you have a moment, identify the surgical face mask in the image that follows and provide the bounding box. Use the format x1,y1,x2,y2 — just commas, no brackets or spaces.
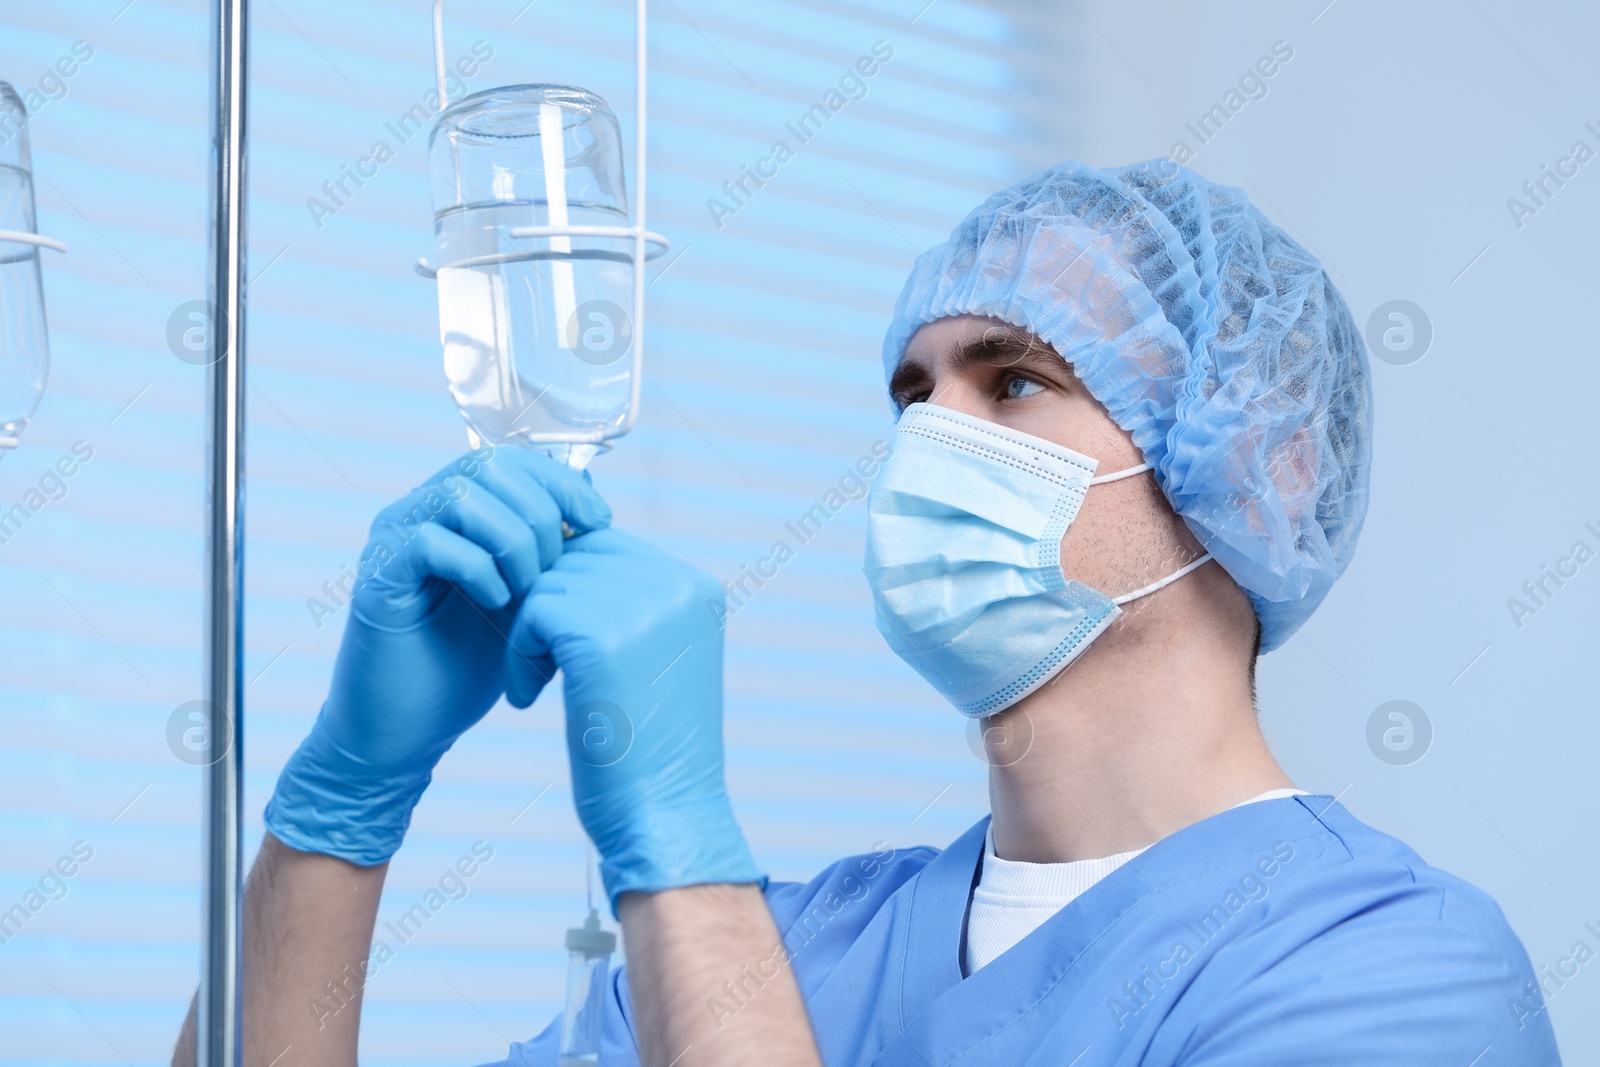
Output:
863,403,1212,718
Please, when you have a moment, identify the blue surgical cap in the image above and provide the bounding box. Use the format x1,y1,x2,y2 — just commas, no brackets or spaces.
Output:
881,159,1373,653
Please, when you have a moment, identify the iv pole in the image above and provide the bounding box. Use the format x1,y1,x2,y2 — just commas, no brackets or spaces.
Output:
199,0,248,1063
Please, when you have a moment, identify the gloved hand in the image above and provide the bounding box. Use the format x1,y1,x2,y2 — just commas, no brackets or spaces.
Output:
505,528,763,911
265,446,611,865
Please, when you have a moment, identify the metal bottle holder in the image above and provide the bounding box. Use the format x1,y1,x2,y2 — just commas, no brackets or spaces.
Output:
419,0,669,455
0,229,67,253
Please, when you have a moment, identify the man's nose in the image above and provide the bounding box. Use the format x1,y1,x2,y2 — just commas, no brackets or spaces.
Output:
922,380,989,420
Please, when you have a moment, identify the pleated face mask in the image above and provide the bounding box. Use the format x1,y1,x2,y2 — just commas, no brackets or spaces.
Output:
863,403,1211,718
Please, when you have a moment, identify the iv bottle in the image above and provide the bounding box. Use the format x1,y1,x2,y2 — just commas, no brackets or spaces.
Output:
428,85,635,471
559,907,617,1067
0,82,50,456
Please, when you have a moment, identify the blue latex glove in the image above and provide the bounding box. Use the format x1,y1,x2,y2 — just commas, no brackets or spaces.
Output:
505,528,763,910
265,446,611,864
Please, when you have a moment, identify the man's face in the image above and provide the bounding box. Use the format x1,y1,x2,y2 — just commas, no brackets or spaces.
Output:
889,315,1204,617
890,315,1139,467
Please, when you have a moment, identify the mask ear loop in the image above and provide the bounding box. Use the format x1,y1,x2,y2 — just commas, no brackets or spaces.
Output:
1112,552,1214,606
1083,462,1216,606
1089,461,1151,485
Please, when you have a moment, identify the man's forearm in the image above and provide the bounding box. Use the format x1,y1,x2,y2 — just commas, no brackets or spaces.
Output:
619,883,821,1067
172,832,388,1067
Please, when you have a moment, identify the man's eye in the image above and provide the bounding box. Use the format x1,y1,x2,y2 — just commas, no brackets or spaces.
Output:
893,391,929,411
1004,376,1045,400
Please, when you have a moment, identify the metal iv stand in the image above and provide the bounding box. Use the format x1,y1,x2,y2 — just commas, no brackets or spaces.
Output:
198,0,248,1063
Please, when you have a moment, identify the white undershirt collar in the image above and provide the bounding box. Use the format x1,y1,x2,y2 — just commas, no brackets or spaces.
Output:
964,788,1308,973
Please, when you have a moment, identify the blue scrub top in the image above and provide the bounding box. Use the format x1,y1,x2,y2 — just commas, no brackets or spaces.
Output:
478,796,1562,1065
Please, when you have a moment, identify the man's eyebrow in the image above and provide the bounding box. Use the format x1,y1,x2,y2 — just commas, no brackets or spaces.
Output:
888,356,930,399
951,329,1067,376
889,328,1068,401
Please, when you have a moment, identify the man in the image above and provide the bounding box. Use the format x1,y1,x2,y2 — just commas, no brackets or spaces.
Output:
173,161,1561,1065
